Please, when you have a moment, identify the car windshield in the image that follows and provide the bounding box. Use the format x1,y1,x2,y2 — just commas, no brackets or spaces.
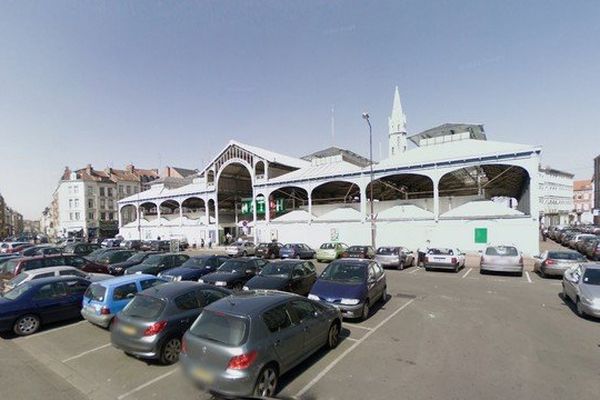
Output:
141,255,164,266
84,284,107,301
283,244,297,249
548,252,586,261
256,243,268,249
347,246,365,252
121,295,165,320
218,260,246,273
582,269,600,285
63,244,76,252
189,310,248,346
2,282,32,300
3,259,19,274
126,253,148,263
181,257,209,269
6,273,30,287
320,262,366,283
260,262,294,277
377,247,398,255
486,247,519,256
320,243,335,249
428,248,454,255
86,249,106,260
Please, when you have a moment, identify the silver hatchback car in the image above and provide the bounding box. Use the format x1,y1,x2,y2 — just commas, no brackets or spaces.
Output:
180,290,342,398
480,245,523,276
562,263,600,319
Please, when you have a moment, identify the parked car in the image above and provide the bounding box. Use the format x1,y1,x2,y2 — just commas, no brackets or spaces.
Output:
62,242,101,256
0,242,32,254
534,250,587,278
584,240,600,261
150,240,172,251
342,245,375,259
181,290,342,398
375,246,415,270
0,254,109,282
316,242,348,262
140,240,154,251
0,276,91,336
81,274,166,328
226,242,256,257
309,258,387,320
107,251,163,276
158,255,229,282
21,245,62,257
86,247,121,262
576,236,599,254
110,282,230,364
255,242,282,259
562,263,600,318
424,247,465,273
244,260,317,295
124,253,190,276
480,245,523,276
101,238,122,248
120,240,142,250
95,250,137,266
279,243,316,260
568,234,596,250
200,258,269,290
2,266,109,293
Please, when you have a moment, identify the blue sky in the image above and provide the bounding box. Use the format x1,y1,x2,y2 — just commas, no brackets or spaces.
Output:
1,0,599,219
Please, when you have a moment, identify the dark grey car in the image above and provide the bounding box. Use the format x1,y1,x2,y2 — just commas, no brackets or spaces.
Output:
180,290,342,398
534,250,587,278
375,246,414,269
110,282,230,364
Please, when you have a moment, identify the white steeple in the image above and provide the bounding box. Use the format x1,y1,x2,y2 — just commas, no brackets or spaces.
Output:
388,86,407,158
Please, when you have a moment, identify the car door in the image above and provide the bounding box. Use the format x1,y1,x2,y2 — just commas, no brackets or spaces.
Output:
64,279,90,318
564,266,582,301
367,263,382,301
261,303,304,372
174,254,189,268
290,264,307,294
33,282,73,323
173,290,203,332
373,262,386,299
111,282,139,314
156,256,174,274
289,299,327,355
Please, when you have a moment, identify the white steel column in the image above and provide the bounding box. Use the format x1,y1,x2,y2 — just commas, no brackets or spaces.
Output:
433,179,440,222
178,201,183,227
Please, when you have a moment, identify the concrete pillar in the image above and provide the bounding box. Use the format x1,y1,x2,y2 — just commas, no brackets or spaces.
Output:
156,203,161,226
307,191,312,224
265,191,271,224
433,179,440,222
264,161,270,181
214,198,219,245
178,202,183,227
117,207,123,229
360,184,367,222
205,199,210,225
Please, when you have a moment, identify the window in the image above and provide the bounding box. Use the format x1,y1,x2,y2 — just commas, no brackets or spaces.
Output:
88,187,94,195
59,269,86,277
69,199,73,209
262,304,292,332
66,279,88,295
126,185,131,195
292,264,306,278
32,272,55,280
174,291,200,310
34,282,67,300
74,186,79,194
107,188,113,197
119,186,123,195
64,256,86,268
113,283,138,301
22,259,44,271
289,300,317,322
88,199,93,208
100,187,105,196
303,261,316,275
100,199,105,209
88,212,94,220
75,212,80,221
44,256,66,267
139,278,161,290
199,289,228,305
109,212,114,220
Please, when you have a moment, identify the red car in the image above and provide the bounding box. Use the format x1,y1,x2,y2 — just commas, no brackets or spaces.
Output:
0,242,33,254
0,254,108,282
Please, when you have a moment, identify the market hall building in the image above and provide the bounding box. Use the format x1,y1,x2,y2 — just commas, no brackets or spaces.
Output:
118,88,542,255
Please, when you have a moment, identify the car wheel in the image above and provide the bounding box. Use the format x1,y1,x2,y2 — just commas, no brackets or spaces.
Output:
326,322,340,349
576,298,586,318
13,314,40,336
360,300,370,321
159,337,182,365
425,266,431,272
398,261,404,271
254,365,278,397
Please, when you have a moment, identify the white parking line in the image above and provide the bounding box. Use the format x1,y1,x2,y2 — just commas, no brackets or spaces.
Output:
525,271,532,283
461,268,473,279
409,267,421,274
296,298,415,398
117,368,178,400
346,324,373,332
17,321,87,340
62,343,111,363
343,337,359,342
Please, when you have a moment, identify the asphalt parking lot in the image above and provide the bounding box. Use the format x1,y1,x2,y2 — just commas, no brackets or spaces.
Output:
1,244,599,400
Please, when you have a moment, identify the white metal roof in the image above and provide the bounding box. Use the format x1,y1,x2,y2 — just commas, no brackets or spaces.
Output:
272,210,314,222
266,160,363,184
377,204,434,219
316,207,362,221
440,200,524,218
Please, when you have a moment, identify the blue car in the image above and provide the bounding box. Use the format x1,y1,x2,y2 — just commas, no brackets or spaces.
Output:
158,255,229,282
81,274,166,328
308,259,387,321
0,276,91,336
280,243,316,259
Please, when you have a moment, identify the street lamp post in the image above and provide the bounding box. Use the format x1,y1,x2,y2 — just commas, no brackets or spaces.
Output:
362,112,376,249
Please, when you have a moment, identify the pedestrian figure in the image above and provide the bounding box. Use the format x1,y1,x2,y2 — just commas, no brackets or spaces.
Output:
208,238,212,249
200,238,205,248
418,239,431,267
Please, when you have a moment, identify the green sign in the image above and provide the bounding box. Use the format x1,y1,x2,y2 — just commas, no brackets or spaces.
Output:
241,198,284,215
474,227,488,244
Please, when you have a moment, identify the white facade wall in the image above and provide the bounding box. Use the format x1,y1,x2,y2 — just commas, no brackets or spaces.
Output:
57,180,87,236
538,169,574,226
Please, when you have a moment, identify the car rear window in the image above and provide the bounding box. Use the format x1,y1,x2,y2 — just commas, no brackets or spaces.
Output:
582,269,600,285
320,261,367,282
428,248,454,255
320,243,335,249
3,282,32,300
548,251,586,261
121,295,166,320
7,273,30,287
486,247,518,256
377,247,398,255
84,284,107,301
189,310,248,346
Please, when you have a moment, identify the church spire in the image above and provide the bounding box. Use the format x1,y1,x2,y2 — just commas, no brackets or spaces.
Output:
388,86,407,157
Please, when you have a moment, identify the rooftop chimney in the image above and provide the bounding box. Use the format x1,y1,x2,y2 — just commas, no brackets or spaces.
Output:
85,164,93,174
126,164,135,172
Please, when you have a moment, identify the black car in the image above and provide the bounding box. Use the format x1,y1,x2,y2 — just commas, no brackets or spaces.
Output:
343,245,376,259
0,276,91,336
150,240,172,251
158,255,229,282
111,282,231,364
21,245,61,257
95,250,137,266
125,253,190,276
63,243,101,257
244,260,317,295
121,240,142,250
107,251,163,276
86,247,121,262
255,242,282,259
200,258,269,290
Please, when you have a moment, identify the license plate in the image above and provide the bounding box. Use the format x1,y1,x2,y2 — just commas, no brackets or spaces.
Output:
193,367,214,384
120,325,136,335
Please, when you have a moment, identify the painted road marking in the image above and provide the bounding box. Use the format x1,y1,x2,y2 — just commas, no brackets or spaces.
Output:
461,268,473,279
346,324,373,332
62,343,111,363
17,321,87,340
343,337,359,342
409,267,421,274
117,368,178,400
296,298,415,398
525,271,532,283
